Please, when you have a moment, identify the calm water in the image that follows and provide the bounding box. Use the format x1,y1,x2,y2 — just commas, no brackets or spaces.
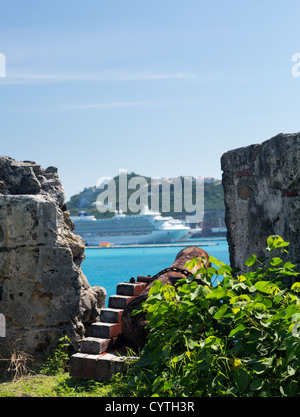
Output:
81,239,230,305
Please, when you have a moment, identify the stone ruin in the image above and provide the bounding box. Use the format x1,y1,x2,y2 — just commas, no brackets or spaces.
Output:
0,156,106,370
0,132,299,378
221,132,300,275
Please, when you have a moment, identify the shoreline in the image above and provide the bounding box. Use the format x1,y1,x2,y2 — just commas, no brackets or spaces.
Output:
85,240,222,249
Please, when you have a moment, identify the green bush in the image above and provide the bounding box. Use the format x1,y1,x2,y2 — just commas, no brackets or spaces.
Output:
121,235,300,397
39,336,71,376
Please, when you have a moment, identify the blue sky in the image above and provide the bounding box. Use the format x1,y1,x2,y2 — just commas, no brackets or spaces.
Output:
1,0,300,201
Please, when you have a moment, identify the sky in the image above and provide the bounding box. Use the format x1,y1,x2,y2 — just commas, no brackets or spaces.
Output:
1,0,300,201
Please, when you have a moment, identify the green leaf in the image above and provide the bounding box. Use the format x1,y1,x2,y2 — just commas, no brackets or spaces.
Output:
250,378,264,391
187,337,196,350
253,363,266,375
261,356,274,367
245,254,257,267
206,266,218,275
218,265,232,276
283,262,296,269
213,304,228,320
261,298,272,308
208,256,224,267
206,286,227,299
285,381,298,396
208,305,218,316
184,257,198,271
254,280,279,294
229,324,246,337
267,235,289,251
190,284,202,300
292,313,300,322
234,368,249,393
254,281,271,292
287,364,296,376
291,282,300,292
270,257,283,266
149,280,162,295
249,302,267,311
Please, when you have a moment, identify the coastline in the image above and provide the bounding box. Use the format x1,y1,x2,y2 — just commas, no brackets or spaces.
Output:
84,237,227,249
85,242,220,249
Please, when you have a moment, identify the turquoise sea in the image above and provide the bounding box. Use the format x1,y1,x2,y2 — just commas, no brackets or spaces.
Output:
81,238,230,305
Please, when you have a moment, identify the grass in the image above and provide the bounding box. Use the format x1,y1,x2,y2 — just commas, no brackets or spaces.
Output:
0,336,130,397
0,372,117,397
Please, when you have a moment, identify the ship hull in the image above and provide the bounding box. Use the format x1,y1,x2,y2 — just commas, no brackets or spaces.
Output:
76,229,191,246
71,210,198,246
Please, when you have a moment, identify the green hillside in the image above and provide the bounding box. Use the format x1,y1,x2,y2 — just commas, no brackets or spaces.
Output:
66,174,225,228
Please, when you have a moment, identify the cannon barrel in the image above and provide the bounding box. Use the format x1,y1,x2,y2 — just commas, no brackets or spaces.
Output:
121,246,210,349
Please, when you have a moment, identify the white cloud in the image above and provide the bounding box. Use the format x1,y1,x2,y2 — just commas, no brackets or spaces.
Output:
9,98,204,113
1,69,197,84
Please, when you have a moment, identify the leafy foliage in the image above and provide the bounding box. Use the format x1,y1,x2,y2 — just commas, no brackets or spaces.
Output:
38,336,71,376
120,235,300,396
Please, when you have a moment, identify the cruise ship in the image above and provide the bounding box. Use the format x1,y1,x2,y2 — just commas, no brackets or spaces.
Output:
71,208,201,246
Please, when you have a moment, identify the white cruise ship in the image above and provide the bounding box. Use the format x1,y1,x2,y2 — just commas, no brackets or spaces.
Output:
71,208,201,246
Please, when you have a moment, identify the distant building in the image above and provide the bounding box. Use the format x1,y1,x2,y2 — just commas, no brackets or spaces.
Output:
204,177,215,183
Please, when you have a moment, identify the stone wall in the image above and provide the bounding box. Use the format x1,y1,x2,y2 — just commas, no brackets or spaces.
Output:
221,133,300,274
0,157,106,369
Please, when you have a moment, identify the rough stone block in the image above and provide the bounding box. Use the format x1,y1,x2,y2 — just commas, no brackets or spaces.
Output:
69,352,86,378
69,351,136,380
0,156,107,368
79,354,99,380
95,352,133,380
108,295,135,309
80,337,109,354
100,308,123,323
79,335,125,354
116,282,147,296
91,322,122,339
221,132,300,275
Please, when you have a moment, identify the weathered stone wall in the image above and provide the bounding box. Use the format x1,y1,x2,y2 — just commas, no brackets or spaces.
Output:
0,157,106,368
221,133,300,274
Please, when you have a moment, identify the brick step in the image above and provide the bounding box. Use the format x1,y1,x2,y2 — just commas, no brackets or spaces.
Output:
91,322,122,339
70,350,138,381
108,294,135,309
100,308,123,323
116,282,147,296
70,279,145,380
80,336,125,354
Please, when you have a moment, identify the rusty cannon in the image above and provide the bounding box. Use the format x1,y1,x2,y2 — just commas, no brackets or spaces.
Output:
121,246,211,349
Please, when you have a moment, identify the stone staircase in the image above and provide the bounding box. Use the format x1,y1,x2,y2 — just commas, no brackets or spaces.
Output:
69,280,147,380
